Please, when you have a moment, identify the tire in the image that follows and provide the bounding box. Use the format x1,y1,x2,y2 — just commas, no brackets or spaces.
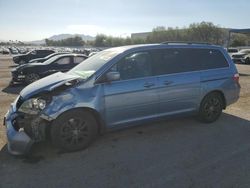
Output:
198,92,223,123
25,73,40,84
50,109,98,152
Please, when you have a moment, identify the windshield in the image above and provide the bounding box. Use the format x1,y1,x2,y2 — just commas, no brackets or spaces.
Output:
227,48,238,53
68,49,122,79
43,55,60,64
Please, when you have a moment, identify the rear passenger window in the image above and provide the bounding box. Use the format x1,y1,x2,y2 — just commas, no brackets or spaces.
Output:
151,49,201,75
151,48,228,76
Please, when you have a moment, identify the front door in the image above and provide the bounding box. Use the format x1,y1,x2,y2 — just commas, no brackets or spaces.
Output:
102,51,158,128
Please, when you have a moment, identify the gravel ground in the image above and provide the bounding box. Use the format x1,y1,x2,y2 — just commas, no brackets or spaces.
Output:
0,55,250,188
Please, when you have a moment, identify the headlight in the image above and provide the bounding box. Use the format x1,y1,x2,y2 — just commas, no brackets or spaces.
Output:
18,98,47,114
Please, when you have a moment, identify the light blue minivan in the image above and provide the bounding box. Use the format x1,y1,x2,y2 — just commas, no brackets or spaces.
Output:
4,43,240,155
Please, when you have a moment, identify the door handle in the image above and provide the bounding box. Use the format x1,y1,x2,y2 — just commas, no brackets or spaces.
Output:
163,80,173,85
144,82,155,88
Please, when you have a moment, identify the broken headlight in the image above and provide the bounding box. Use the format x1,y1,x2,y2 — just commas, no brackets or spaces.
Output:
18,98,47,114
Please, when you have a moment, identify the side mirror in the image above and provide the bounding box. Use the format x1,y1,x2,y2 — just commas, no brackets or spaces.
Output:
106,72,120,82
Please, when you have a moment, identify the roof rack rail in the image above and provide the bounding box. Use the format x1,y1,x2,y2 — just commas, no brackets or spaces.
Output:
161,41,211,45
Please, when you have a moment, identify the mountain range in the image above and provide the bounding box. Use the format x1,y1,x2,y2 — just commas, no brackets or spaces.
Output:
30,34,95,45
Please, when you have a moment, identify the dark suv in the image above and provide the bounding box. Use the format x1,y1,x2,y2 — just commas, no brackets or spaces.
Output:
11,54,87,84
13,49,55,65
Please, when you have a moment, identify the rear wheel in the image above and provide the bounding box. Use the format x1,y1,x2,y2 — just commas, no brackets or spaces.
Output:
198,92,223,123
25,73,40,84
50,109,98,152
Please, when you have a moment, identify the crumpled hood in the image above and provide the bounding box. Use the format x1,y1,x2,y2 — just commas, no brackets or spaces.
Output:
20,72,81,99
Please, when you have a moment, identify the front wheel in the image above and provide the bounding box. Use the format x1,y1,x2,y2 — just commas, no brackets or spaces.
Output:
198,93,223,123
25,73,40,84
50,110,98,152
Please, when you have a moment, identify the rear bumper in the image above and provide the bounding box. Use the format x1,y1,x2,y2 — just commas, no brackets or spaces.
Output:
225,83,241,106
4,102,34,155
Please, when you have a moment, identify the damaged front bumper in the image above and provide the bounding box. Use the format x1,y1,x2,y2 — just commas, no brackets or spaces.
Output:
4,103,34,155
4,97,49,155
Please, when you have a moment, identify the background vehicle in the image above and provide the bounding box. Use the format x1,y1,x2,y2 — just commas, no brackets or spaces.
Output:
9,47,19,54
232,49,250,64
29,52,71,63
12,49,55,65
1,47,10,54
11,54,87,84
227,48,238,58
4,43,240,155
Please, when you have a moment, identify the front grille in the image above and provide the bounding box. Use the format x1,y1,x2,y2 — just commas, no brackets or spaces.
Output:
16,96,24,109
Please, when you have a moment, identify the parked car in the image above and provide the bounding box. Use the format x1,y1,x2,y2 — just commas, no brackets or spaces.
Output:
2,47,10,54
4,43,240,155
231,49,250,64
9,47,19,54
12,49,55,65
11,54,87,85
18,48,28,54
29,52,71,64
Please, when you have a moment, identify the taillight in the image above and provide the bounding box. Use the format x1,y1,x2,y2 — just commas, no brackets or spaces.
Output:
233,73,239,83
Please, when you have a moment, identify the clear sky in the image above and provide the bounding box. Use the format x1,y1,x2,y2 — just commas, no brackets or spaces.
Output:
0,0,249,41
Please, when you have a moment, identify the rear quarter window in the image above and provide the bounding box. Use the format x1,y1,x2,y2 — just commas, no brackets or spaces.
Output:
200,49,229,70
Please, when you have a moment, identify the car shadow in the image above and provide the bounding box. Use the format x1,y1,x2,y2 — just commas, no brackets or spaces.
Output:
0,113,250,187
9,65,18,68
239,73,250,77
1,113,250,158
1,84,24,94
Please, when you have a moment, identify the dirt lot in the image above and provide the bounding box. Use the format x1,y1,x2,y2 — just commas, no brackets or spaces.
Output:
0,55,250,188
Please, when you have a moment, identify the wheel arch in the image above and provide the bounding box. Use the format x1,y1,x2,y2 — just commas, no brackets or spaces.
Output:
50,107,106,135
201,90,226,109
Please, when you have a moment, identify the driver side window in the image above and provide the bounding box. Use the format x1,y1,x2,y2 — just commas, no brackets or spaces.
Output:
55,57,71,65
111,51,152,81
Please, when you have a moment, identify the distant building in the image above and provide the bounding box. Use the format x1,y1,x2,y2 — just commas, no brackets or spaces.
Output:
131,32,151,40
